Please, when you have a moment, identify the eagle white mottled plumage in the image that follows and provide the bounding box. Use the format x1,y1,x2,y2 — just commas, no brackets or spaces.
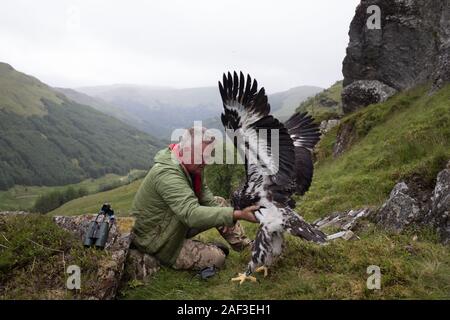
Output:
218,71,326,284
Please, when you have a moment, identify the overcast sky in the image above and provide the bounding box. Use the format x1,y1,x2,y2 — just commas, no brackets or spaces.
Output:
1,0,360,93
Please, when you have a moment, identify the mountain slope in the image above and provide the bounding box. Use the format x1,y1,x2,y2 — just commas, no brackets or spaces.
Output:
77,85,222,138
270,85,323,121
54,87,141,125
0,63,62,116
77,84,322,137
0,63,162,190
296,80,343,122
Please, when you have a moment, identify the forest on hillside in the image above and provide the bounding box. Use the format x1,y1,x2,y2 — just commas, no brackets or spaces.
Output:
0,97,160,190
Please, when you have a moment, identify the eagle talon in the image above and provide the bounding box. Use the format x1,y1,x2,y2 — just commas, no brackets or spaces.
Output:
255,266,269,277
231,273,257,285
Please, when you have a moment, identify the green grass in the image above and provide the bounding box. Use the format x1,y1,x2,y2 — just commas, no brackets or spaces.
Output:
119,223,449,299
0,170,146,212
48,179,143,216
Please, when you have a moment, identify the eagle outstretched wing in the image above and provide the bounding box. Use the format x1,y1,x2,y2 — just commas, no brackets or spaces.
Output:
219,72,321,207
219,71,295,207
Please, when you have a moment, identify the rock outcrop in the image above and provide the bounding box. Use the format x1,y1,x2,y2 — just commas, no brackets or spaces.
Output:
53,215,136,299
0,211,30,216
332,120,357,157
375,182,422,232
319,119,340,134
424,162,450,244
375,161,450,244
313,208,373,241
342,80,397,114
52,214,164,299
342,0,450,113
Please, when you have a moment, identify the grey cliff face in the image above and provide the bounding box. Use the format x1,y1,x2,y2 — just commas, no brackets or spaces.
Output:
342,0,450,113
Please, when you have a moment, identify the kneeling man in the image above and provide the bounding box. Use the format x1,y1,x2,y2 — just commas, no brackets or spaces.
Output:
131,127,259,271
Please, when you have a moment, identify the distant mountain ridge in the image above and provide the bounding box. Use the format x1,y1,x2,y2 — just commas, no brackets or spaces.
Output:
77,85,222,138
0,62,162,190
76,84,322,137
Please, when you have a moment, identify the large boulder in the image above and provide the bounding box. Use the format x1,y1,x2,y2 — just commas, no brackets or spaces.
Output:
375,182,422,232
341,80,397,114
342,0,450,112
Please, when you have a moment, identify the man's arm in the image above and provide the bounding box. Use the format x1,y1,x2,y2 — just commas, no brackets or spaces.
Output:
199,182,220,207
155,169,235,230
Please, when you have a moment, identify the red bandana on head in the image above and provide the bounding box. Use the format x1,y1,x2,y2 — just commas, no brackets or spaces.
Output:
169,143,202,199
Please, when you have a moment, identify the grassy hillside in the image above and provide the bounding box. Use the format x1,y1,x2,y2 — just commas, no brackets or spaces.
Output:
296,80,343,122
0,170,145,211
298,84,450,220
54,87,144,128
120,225,449,299
0,62,62,116
49,179,143,216
0,63,162,190
269,85,323,121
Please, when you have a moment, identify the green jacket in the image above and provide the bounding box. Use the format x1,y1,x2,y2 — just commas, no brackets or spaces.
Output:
131,147,235,266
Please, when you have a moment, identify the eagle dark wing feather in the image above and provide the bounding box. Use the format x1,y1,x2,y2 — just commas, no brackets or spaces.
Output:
284,112,321,195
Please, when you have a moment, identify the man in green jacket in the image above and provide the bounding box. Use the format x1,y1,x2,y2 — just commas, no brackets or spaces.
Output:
131,127,259,270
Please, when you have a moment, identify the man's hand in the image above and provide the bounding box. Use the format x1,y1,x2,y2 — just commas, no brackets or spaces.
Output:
233,205,260,223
